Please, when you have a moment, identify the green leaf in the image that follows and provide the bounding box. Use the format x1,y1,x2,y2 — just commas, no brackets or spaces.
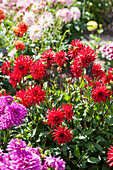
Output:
95,136,107,143
87,157,99,163
80,80,85,88
85,129,94,135
64,93,70,101
71,160,77,164
95,143,102,151
31,128,36,137
8,45,15,52
74,145,80,158
102,164,110,170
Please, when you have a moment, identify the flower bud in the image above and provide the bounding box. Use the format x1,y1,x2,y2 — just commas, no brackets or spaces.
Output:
16,134,23,139
66,78,71,83
57,67,62,73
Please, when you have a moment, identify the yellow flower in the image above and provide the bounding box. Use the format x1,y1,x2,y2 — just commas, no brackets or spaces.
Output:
87,21,98,31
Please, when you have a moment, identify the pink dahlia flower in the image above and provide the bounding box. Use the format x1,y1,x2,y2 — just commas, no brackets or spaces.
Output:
0,101,27,130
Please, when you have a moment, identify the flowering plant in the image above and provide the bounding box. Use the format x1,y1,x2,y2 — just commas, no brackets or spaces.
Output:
0,1,113,169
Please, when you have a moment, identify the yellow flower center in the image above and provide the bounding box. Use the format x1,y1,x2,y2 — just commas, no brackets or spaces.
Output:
15,141,21,145
35,30,38,33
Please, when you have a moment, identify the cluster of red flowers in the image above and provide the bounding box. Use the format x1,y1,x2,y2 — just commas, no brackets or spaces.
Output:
68,39,83,59
1,55,46,87
1,61,12,75
9,55,33,87
12,21,28,37
84,65,113,104
69,39,113,105
0,8,5,23
41,49,69,68
45,104,74,145
16,84,46,107
41,49,55,67
69,39,97,79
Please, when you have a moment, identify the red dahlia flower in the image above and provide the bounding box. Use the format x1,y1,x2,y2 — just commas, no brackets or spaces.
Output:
52,126,73,145
27,85,46,106
12,26,24,37
12,21,28,37
70,60,83,79
62,103,74,122
103,67,113,84
1,61,11,75
13,55,32,77
55,51,68,67
41,49,55,67
91,63,105,80
46,106,64,128
14,40,25,51
30,60,46,80
68,39,83,59
91,86,111,104
9,71,22,88
15,89,33,108
107,145,113,167
16,21,28,33
0,8,5,20
79,46,97,68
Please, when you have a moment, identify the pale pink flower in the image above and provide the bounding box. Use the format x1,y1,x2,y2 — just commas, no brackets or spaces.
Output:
23,11,35,26
13,10,24,21
38,12,54,29
16,0,32,9
56,8,72,23
28,24,43,41
31,2,41,12
31,0,47,12
57,0,74,6
70,7,81,21
8,48,17,59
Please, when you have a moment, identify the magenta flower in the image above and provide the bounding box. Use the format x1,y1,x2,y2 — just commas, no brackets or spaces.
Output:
26,146,40,156
7,139,26,152
0,101,27,130
41,155,66,170
0,96,14,115
10,149,41,170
